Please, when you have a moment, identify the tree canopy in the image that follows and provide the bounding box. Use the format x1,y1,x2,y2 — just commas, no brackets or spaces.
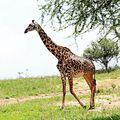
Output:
37,0,120,38
83,38,119,71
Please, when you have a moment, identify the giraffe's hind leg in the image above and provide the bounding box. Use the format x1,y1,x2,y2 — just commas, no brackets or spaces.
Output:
83,73,96,109
68,76,86,109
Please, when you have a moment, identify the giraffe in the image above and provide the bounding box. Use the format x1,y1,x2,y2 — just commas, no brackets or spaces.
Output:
24,20,96,110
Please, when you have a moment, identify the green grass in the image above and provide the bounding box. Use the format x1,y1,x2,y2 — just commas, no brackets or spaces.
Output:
96,85,120,96
0,97,120,120
0,69,120,119
0,68,120,99
0,76,61,98
96,68,120,80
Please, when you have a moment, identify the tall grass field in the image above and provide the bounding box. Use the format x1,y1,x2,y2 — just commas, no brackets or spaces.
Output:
0,69,120,120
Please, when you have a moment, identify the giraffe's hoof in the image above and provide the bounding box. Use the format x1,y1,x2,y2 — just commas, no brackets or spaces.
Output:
88,106,95,110
61,106,64,110
83,105,87,109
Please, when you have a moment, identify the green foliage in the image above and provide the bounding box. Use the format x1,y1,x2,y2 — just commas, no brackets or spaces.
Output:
38,0,120,37
84,38,119,71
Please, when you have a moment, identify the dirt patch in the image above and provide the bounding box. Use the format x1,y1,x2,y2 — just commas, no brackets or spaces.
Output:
0,93,120,111
97,95,120,109
0,93,60,105
97,78,120,89
55,94,120,111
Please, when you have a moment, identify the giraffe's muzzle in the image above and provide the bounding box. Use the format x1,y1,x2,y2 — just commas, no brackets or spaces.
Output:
24,29,28,33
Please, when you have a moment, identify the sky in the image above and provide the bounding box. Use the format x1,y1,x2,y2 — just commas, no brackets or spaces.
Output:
0,0,101,79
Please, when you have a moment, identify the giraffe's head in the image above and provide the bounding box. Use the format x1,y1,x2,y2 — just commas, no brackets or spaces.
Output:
24,20,40,33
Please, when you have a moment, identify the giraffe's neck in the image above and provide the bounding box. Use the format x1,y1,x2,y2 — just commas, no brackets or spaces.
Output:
37,27,63,60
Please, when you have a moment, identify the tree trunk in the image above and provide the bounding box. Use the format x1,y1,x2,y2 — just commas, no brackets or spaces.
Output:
104,61,109,72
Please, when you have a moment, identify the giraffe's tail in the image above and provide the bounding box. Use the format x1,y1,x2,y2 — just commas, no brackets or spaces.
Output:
93,70,96,93
94,78,96,93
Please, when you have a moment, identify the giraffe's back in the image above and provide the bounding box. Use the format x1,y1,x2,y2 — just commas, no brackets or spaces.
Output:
59,54,95,78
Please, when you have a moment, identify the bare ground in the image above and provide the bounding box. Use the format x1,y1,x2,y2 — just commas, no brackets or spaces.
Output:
0,78,120,110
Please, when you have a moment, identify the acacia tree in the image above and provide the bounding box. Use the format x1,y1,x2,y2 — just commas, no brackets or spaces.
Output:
37,0,120,39
83,38,119,71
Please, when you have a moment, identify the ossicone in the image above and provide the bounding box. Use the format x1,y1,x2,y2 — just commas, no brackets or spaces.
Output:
32,20,35,23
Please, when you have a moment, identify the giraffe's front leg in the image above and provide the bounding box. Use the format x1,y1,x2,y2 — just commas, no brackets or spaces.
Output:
61,74,66,109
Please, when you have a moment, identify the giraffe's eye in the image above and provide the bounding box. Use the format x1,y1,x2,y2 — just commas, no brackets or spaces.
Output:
29,24,35,29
